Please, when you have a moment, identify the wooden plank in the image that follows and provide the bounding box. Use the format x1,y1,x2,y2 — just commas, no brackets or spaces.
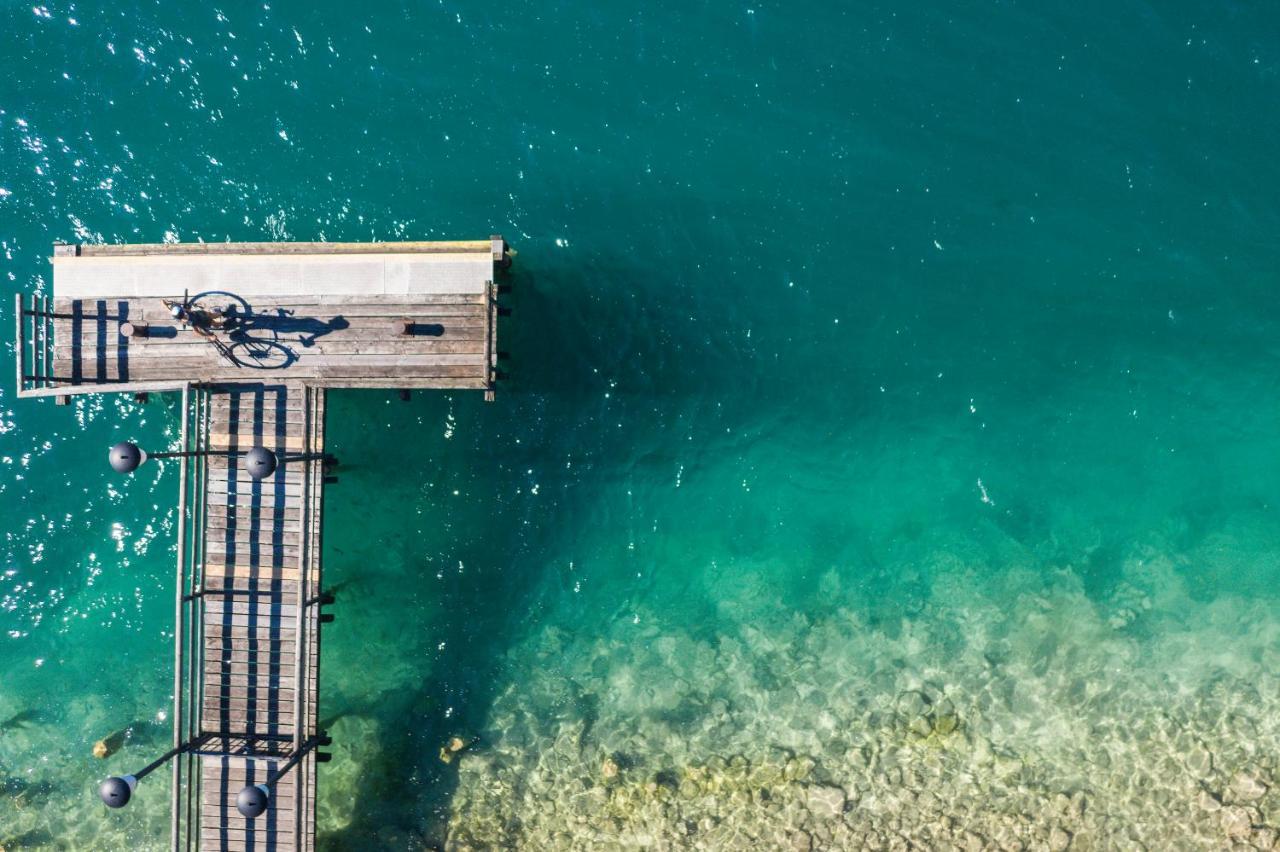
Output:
202,798,300,817
202,789,300,809
211,493,305,510
249,339,487,355
204,600,301,618
201,564,301,583
202,798,298,815
207,481,306,497
209,394,306,413
199,560,299,580
204,511,301,530
199,713,296,732
86,304,488,326
201,696,299,715
207,466,306,486
202,612,301,631
208,434,314,452
207,428,311,447
203,528,303,549
77,353,494,369
200,820,305,838
202,552,301,570
52,359,487,380
200,820,300,835
53,312,487,344
487,279,498,393
207,387,308,408
202,615,307,634
203,670,313,692
201,678,313,696
318,374,485,386
202,662,303,682
200,770,307,794
204,655,316,674
205,506,302,525
204,653,318,672
200,612,299,632
201,809,301,827
203,646,316,664
76,240,491,256
311,363,485,378
82,343,491,364
201,641,297,659
16,379,188,399
52,322,488,351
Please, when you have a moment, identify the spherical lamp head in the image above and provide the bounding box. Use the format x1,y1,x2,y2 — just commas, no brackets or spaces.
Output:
236,783,270,818
242,447,278,481
109,442,145,474
99,775,136,808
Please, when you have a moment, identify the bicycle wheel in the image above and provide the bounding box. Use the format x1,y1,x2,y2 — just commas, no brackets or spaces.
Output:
226,338,294,370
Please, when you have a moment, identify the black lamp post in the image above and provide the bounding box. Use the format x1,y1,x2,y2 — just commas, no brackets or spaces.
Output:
108,441,279,481
99,742,189,808
241,445,278,479
235,732,331,818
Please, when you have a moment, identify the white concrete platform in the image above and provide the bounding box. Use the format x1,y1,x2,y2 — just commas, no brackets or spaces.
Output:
53,251,493,299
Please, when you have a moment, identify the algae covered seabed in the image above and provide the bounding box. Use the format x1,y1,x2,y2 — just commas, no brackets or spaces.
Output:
3,1,1280,850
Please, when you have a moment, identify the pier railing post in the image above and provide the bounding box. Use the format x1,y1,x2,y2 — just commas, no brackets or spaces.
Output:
292,384,312,846
13,293,24,396
170,383,190,851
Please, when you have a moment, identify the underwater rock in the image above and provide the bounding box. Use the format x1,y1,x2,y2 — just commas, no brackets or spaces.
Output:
803,784,846,820
895,690,931,719
783,823,814,844
1184,744,1213,778
441,590,1280,850
1230,771,1267,802
92,726,132,759
1196,788,1222,812
439,736,473,764
1219,805,1254,838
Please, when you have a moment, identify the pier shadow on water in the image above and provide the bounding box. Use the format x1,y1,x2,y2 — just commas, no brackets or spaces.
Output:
314,247,755,848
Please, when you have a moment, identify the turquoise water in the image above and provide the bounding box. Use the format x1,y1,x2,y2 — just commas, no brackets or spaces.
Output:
3,1,1280,848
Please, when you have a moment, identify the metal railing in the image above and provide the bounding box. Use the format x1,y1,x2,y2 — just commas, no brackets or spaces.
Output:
13,292,57,393
179,384,211,852
13,291,191,399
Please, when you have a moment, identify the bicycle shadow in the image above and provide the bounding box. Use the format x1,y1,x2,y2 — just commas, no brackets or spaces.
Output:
212,307,351,370
230,308,350,349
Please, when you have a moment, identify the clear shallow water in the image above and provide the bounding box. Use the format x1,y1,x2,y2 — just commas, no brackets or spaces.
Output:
2,1,1280,849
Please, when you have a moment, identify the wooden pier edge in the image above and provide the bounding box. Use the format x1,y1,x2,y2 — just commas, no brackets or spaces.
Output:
66,240,496,257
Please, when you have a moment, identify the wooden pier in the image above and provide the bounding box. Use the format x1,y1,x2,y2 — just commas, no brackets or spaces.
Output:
196,382,324,851
13,239,510,851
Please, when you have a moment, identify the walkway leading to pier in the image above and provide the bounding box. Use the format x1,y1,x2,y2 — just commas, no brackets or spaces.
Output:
193,383,324,851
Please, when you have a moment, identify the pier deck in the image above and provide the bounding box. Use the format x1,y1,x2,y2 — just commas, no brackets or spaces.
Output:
194,383,324,851
13,240,510,851
18,239,506,398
